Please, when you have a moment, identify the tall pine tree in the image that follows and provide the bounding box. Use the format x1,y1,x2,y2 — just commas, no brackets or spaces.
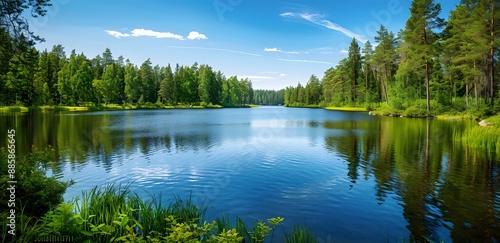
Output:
401,0,445,112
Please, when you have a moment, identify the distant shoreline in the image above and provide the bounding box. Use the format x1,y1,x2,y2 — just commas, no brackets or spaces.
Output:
0,104,263,112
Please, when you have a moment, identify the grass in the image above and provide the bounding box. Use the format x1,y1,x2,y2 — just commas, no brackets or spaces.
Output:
0,106,30,112
6,183,315,242
435,114,474,120
284,226,317,243
0,103,228,112
370,106,402,116
325,106,367,112
484,114,500,126
458,114,500,154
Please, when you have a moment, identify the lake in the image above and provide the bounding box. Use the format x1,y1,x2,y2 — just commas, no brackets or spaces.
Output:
1,107,499,242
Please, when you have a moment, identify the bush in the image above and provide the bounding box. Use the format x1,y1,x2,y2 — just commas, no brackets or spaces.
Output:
0,147,73,218
0,147,73,242
403,106,429,118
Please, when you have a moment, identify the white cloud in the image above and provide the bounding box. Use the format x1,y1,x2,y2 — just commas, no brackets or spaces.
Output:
131,28,184,40
105,29,208,41
105,30,130,39
274,58,334,65
264,47,300,54
280,12,367,43
279,12,294,17
279,73,286,77
264,47,280,52
187,31,208,40
339,50,348,54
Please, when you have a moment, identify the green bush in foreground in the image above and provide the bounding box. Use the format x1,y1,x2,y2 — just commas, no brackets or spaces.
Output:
0,147,72,218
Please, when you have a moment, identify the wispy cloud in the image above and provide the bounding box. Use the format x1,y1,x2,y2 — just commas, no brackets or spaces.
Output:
239,75,275,80
165,46,332,65
258,71,287,77
339,50,348,54
131,28,184,40
274,58,334,65
165,46,261,57
264,47,279,52
264,47,300,54
280,12,367,43
187,31,207,40
309,47,334,54
105,30,130,39
105,29,207,41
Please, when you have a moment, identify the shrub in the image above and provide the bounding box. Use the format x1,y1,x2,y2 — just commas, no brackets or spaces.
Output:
403,106,429,118
0,147,73,218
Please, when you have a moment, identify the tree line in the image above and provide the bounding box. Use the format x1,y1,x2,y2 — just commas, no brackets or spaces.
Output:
0,36,264,107
285,0,500,115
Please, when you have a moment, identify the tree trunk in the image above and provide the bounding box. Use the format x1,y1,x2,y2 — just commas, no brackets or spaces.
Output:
365,65,369,104
490,2,495,105
474,60,479,110
475,83,479,110
374,69,381,103
425,59,430,112
466,83,469,107
353,60,357,104
381,65,389,106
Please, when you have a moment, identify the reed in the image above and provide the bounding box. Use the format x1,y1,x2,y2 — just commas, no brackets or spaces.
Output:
284,225,317,243
9,183,319,242
461,126,500,154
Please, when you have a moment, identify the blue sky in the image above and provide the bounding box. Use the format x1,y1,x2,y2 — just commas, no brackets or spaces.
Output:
30,0,459,90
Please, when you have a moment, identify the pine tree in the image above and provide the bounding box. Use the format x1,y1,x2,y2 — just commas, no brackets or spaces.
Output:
444,3,488,109
347,38,362,105
401,0,445,112
158,64,174,104
362,41,376,104
124,60,141,104
373,25,398,106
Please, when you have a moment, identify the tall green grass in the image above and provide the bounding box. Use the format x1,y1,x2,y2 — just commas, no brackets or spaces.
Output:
284,226,317,243
5,183,313,242
459,114,500,155
461,126,500,154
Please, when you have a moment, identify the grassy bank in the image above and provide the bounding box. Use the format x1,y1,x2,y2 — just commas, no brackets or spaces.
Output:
0,106,30,112
459,114,500,154
2,184,314,243
324,106,367,112
0,103,230,112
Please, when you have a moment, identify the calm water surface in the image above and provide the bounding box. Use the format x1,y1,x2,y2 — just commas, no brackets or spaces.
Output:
1,107,499,242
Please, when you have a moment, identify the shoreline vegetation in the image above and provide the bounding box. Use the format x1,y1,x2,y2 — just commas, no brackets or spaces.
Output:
0,103,258,112
0,102,495,122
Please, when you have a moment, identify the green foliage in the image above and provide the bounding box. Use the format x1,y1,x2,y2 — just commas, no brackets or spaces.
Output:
285,76,323,107
0,0,51,48
402,106,430,118
461,125,500,155
3,183,302,242
38,204,84,237
0,147,72,218
254,89,284,105
485,114,500,126
284,226,317,243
